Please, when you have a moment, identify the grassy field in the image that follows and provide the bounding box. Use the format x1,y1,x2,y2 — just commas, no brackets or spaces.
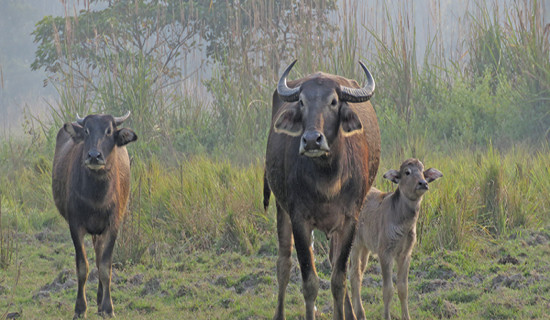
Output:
1,208,549,319
1,145,550,319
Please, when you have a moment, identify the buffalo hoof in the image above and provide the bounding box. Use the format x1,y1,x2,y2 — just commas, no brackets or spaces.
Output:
72,312,86,320
98,311,115,318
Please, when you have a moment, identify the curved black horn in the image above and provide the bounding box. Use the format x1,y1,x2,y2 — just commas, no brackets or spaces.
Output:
340,61,375,103
76,114,85,125
114,111,131,126
277,60,300,102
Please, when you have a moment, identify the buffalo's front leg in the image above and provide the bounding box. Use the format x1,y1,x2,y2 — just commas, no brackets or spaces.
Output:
330,218,357,320
92,235,103,311
93,230,117,317
274,204,294,320
70,225,89,319
292,216,319,320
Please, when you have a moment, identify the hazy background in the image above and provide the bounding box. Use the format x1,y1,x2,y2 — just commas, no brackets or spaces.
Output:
3,0,548,135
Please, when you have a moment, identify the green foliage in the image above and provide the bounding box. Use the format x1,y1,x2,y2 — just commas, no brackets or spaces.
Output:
466,0,550,140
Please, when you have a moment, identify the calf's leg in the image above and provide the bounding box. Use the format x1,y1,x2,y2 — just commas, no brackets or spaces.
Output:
396,254,412,320
380,255,394,320
274,204,294,320
349,243,370,320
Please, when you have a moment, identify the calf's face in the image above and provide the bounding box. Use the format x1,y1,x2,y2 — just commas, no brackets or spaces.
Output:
383,159,442,201
64,115,137,171
273,78,363,158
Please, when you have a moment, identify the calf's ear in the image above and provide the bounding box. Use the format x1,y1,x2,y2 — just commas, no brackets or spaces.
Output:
274,105,303,136
63,123,85,142
383,169,400,184
424,168,443,183
115,128,138,146
340,104,363,136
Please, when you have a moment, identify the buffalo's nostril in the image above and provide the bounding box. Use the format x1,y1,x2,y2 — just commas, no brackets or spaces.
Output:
316,135,323,145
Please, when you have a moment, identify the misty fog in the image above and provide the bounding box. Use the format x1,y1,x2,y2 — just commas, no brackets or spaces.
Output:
1,0,549,135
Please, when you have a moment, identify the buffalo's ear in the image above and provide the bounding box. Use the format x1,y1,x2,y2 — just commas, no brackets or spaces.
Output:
383,169,400,184
63,123,85,142
115,128,137,146
274,105,303,136
340,104,363,136
424,168,443,183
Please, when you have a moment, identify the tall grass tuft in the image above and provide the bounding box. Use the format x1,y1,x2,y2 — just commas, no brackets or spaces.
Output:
114,175,148,267
478,145,506,235
0,195,15,269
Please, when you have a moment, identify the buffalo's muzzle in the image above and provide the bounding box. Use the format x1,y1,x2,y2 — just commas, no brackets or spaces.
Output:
416,180,428,190
85,149,106,169
299,130,330,157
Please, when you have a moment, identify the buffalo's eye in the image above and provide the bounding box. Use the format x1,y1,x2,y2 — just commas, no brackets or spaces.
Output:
331,98,337,106
106,127,112,136
405,169,411,176
84,128,90,136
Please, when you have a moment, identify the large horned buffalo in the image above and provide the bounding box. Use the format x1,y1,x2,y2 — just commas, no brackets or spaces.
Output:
52,112,137,319
264,60,381,320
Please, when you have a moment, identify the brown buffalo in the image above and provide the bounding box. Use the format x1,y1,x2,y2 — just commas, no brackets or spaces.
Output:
52,112,137,319
264,60,381,320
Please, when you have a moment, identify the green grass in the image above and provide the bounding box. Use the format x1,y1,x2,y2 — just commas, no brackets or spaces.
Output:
2,223,550,319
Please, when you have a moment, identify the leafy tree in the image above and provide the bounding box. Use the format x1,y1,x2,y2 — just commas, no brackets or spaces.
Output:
32,0,338,95
203,0,337,83
31,0,206,96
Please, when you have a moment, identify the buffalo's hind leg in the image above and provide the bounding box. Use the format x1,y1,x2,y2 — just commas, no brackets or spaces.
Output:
70,225,89,319
93,230,118,317
274,203,294,320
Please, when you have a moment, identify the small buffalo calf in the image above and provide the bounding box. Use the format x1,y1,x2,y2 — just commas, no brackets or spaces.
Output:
350,158,442,320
